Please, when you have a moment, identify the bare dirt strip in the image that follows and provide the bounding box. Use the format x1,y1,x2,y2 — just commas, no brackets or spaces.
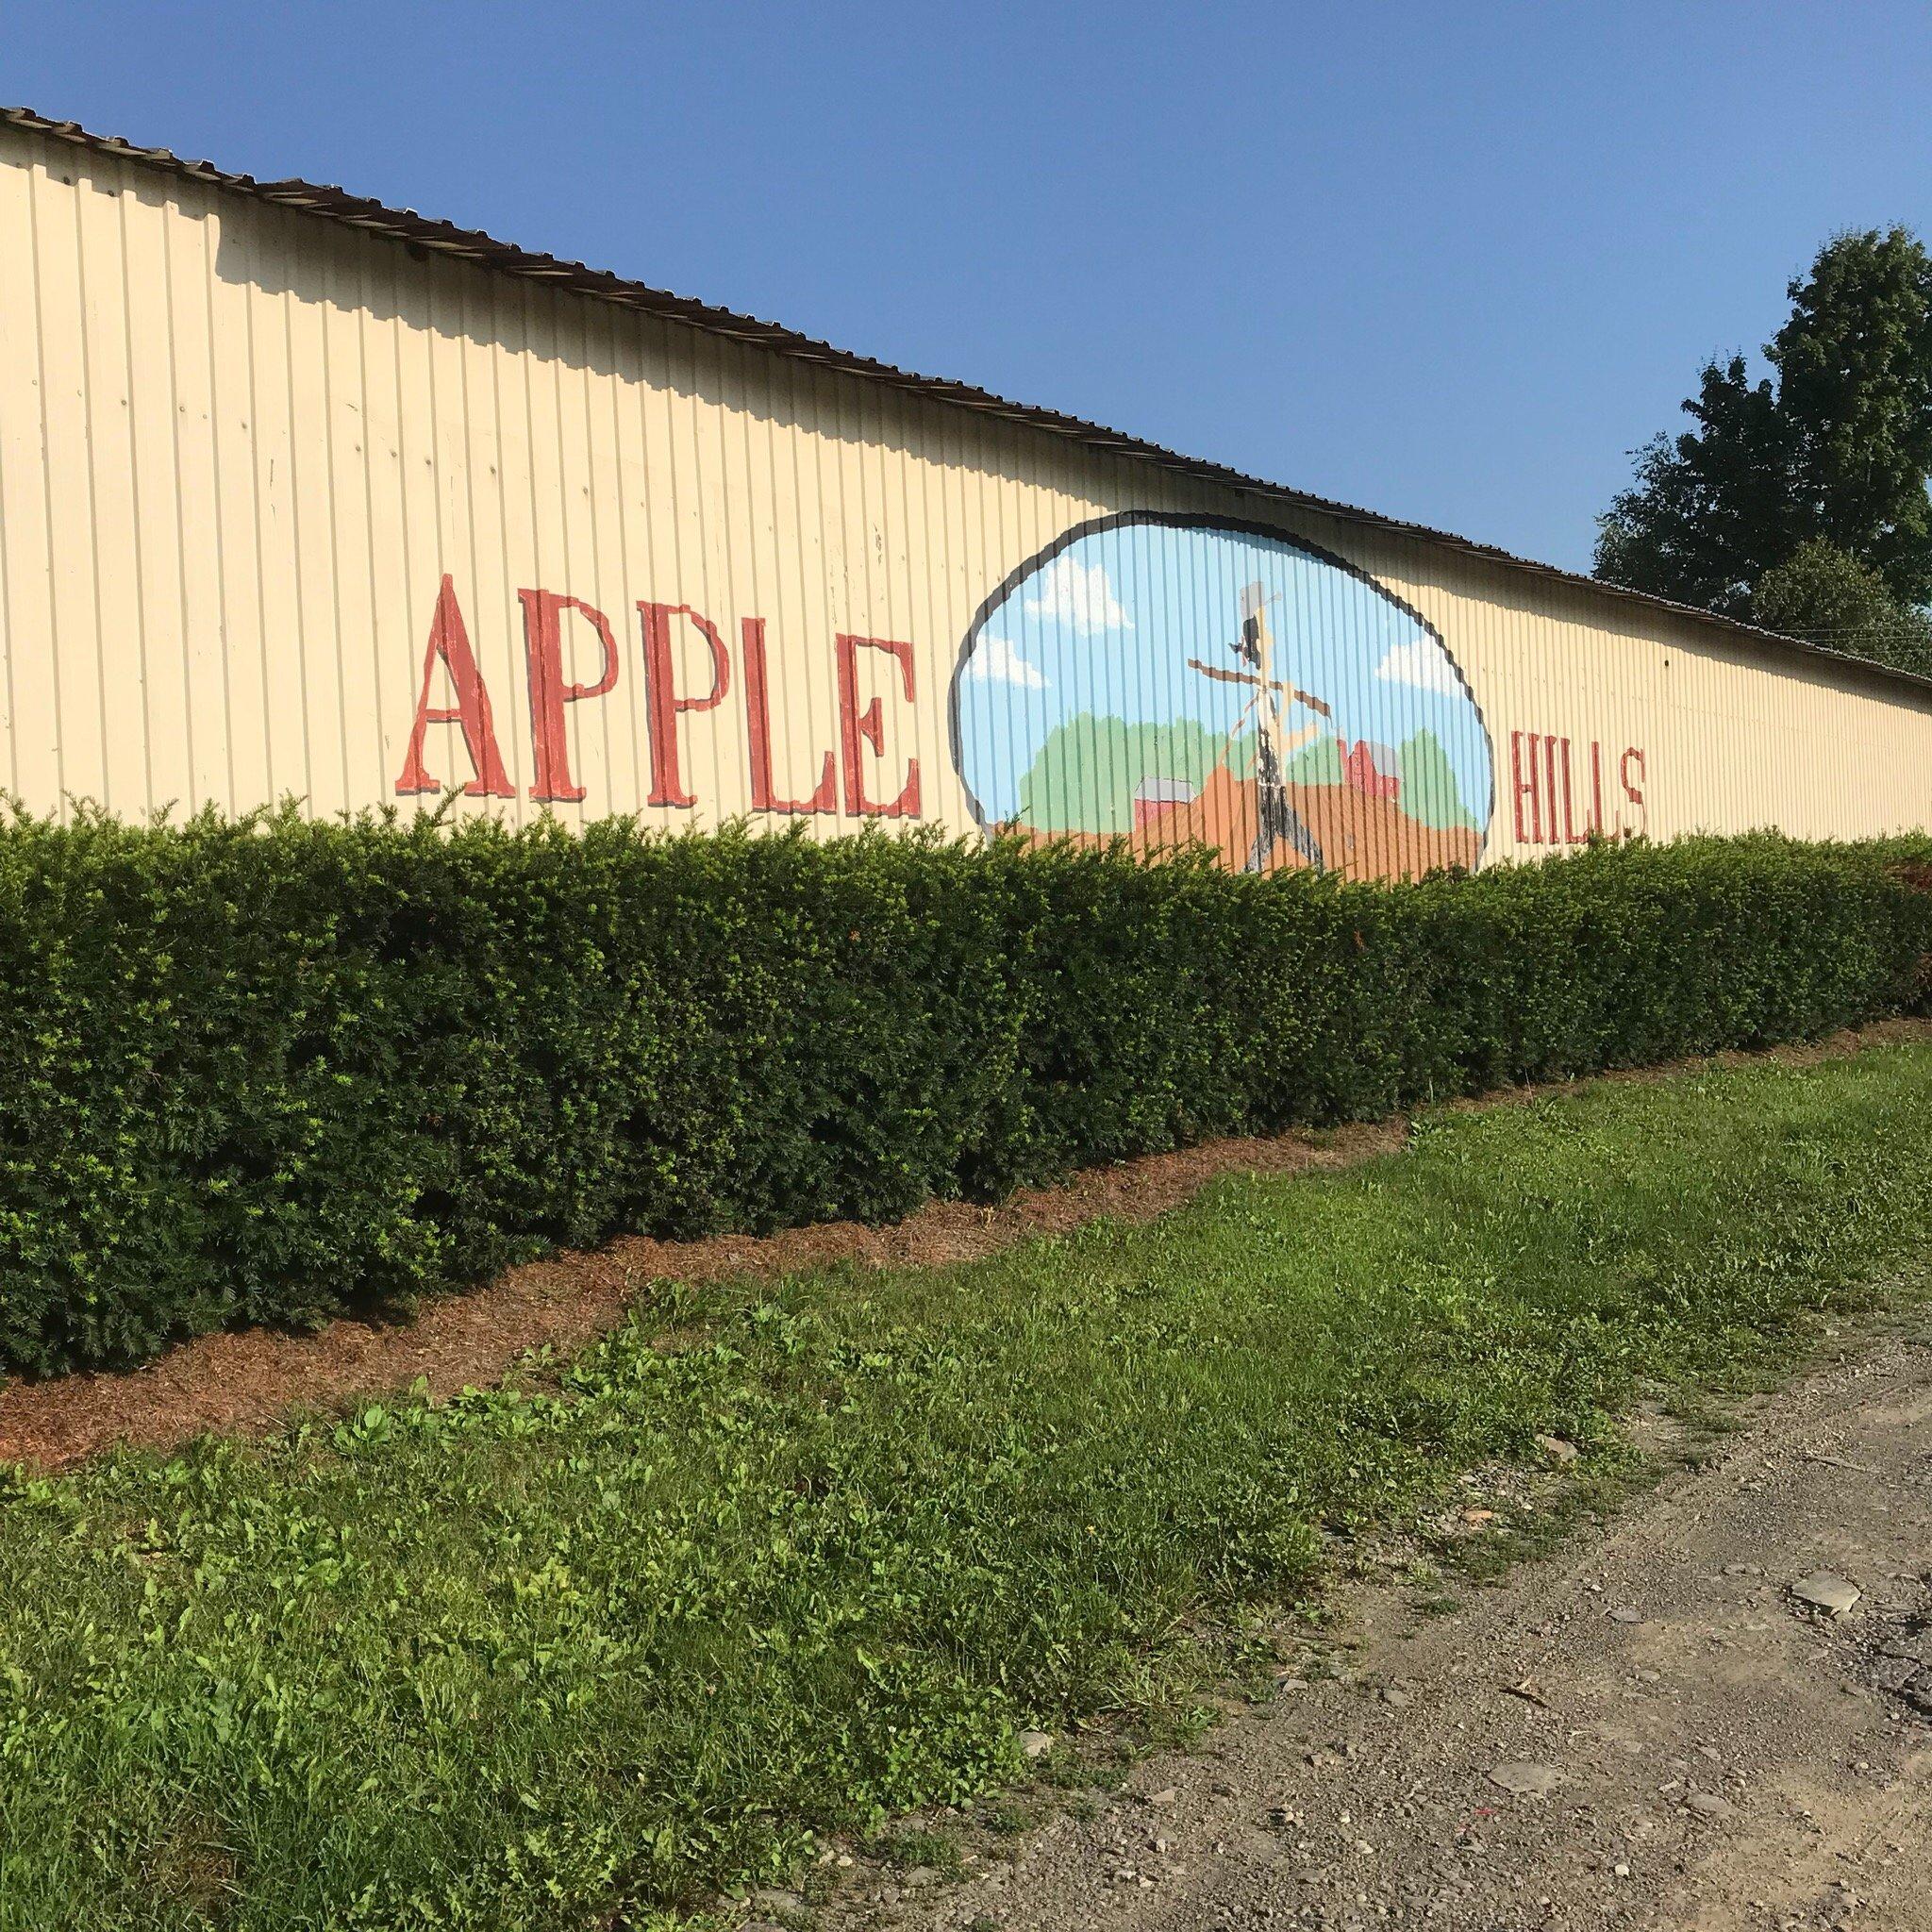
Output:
840,1321,1932,1932
4,1016,1928,1474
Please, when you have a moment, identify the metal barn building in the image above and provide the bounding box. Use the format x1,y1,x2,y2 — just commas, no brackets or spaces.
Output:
3,106,1930,879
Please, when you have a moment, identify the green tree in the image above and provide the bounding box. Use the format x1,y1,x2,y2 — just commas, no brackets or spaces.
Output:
1594,356,1792,619
1751,538,1932,676
1771,229,1932,605
1596,226,1932,635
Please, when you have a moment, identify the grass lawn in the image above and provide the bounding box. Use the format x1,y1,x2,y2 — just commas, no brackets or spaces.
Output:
4,1042,1932,1929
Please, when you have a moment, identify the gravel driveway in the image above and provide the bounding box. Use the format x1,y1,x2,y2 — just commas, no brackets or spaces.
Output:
820,1323,1932,1932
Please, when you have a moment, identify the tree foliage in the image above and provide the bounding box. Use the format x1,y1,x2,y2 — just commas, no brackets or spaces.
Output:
1596,226,1932,667
1594,356,1792,620
1751,539,1932,675
1773,229,1932,604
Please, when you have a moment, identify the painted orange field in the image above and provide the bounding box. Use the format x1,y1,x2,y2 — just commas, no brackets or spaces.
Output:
1028,761,1482,881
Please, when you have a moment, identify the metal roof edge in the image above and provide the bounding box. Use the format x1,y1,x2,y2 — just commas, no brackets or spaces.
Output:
8,102,1932,709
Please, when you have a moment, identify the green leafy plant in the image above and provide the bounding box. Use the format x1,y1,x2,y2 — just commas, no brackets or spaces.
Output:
1,804,1927,1375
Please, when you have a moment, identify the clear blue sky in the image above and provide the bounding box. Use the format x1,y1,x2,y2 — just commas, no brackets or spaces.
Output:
8,2,1931,573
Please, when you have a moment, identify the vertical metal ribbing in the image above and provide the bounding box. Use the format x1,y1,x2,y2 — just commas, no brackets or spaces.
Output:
4,120,1932,856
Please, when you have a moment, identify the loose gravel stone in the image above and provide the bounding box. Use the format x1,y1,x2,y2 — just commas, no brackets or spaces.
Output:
1790,1572,1862,1616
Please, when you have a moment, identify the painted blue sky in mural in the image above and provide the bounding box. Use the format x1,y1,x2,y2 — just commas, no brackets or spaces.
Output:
952,518,1494,836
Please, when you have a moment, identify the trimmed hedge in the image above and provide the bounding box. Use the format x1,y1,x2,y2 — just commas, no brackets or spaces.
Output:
1,809,1929,1377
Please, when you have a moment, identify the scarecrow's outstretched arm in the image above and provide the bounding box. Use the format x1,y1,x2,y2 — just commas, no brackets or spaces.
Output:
1188,658,1333,718
1189,658,1264,689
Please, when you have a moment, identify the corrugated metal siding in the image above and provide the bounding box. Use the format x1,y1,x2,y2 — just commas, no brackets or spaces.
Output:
3,117,1930,874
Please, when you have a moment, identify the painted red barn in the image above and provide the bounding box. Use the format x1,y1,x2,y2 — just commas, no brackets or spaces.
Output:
1132,775,1198,830
1343,740,1401,800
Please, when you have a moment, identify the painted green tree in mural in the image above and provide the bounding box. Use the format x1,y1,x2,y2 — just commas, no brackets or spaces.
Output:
1280,733,1342,786
1015,715,1227,833
1398,729,1478,831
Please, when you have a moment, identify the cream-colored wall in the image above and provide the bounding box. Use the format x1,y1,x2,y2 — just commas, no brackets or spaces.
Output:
1313,512,1932,854
3,121,1930,864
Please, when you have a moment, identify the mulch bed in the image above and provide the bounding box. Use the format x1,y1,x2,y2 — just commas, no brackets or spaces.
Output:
5,1015,1927,1473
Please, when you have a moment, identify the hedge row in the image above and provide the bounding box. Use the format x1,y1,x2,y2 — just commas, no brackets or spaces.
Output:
2,809,1929,1376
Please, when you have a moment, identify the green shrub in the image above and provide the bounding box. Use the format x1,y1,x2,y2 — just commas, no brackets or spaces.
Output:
1,809,1927,1376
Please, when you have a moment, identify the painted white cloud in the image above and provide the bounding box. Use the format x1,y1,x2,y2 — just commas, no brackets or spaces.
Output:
1374,638,1461,698
1022,556,1132,634
965,634,1048,690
